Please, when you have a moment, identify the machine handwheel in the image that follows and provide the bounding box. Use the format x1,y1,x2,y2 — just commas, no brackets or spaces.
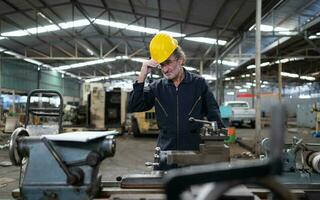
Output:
9,128,29,166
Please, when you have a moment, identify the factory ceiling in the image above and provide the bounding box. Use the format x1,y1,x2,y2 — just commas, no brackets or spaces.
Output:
0,0,319,83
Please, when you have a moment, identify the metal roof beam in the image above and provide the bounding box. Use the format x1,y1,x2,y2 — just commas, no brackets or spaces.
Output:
80,2,237,32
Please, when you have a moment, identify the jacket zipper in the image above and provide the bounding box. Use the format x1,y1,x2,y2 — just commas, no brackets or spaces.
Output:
155,97,168,117
176,87,179,149
188,96,202,116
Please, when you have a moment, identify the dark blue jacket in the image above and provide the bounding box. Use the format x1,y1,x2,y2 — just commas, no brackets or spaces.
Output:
128,69,224,150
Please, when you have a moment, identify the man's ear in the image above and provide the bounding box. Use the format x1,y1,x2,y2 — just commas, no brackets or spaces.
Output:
178,58,185,65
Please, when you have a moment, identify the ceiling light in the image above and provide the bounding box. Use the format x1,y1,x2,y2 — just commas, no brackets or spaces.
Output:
247,65,255,69
184,66,198,71
59,19,90,29
261,62,271,67
227,92,234,95
85,71,140,82
162,31,186,37
94,19,127,29
56,58,116,70
300,76,315,81
201,74,216,81
86,48,94,56
126,25,159,34
4,50,22,57
131,58,147,63
116,55,129,60
235,86,242,89
184,37,226,45
24,58,43,66
37,12,54,24
213,60,238,66
281,72,299,78
1,30,29,37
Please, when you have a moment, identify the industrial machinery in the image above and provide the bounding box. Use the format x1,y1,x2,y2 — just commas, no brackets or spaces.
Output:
9,89,118,200
144,117,229,170
261,136,320,188
131,107,159,137
89,86,127,131
9,104,320,200
9,128,117,200
24,89,64,135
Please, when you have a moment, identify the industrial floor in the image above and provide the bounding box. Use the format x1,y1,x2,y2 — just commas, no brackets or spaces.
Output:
0,127,319,199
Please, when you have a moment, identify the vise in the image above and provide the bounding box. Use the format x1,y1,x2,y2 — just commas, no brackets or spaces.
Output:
9,127,116,200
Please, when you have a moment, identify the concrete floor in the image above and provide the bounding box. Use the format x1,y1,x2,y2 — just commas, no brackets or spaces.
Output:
0,127,319,199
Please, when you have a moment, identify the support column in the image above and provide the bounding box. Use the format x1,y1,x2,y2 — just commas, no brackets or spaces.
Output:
12,90,16,114
200,60,203,75
254,0,262,154
215,36,219,102
278,62,282,103
0,53,2,123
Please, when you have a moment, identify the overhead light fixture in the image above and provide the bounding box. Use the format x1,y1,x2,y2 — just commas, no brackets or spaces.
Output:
184,66,198,71
59,19,90,29
126,25,158,34
24,58,43,66
85,71,140,82
213,60,238,66
247,65,255,69
0,18,226,47
162,31,186,37
249,24,289,32
227,92,234,95
1,30,29,37
300,76,315,81
281,72,299,78
94,19,127,29
116,55,129,60
261,62,271,67
131,58,148,63
4,50,22,57
86,48,94,56
184,37,226,45
37,12,54,24
235,86,242,89
56,58,116,70
201,74,216,81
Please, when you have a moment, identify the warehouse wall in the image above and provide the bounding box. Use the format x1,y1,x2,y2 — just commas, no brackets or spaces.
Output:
0,59,80,97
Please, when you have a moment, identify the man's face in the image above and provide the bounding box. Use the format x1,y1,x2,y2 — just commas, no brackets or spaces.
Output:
159,55,182,80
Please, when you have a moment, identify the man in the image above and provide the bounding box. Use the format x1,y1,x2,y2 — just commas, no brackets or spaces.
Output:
128,32,224,151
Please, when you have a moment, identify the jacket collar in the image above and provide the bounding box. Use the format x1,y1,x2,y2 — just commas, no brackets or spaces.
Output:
163,67,192,85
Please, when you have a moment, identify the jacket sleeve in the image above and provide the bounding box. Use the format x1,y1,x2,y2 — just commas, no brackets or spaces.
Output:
202,79,225,128
127,81,155,113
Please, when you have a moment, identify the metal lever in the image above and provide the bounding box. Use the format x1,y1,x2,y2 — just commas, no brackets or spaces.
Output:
41,137,84,185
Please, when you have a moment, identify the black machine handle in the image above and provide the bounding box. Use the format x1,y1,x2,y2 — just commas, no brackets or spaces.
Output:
25,89,64,133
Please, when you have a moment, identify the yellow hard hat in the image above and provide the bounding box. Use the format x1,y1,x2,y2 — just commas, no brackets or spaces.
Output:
149,32,178,63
